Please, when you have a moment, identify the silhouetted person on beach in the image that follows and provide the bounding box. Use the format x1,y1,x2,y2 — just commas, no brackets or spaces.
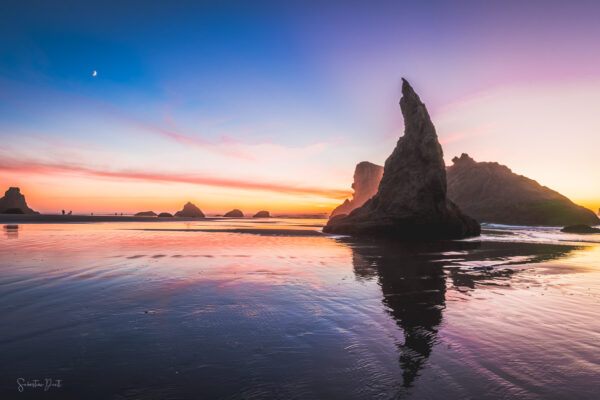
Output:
68,211,72,215
62,210,65,215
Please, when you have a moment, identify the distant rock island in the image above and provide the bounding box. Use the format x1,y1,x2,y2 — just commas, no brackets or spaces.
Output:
253,210,270,218
175,202,205,218
157,212,173,218
0,187,38,214
135,211,157,217
324,79,480,239
447,153,600,226
330,162,383,218
224,209,244,218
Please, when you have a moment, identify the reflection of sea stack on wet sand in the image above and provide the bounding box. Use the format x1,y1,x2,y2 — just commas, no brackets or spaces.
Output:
347,238,578,387
324,79,480,239
3,224,19,239
350,241,445,387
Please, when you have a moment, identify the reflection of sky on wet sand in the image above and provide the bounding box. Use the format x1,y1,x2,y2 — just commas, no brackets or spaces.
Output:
0,221,599,398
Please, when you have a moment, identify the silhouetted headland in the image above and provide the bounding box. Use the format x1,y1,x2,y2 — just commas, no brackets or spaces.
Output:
447,153,600,226
324,79,480,239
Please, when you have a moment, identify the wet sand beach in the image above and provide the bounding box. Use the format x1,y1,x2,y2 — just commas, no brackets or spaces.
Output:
1,219,599,399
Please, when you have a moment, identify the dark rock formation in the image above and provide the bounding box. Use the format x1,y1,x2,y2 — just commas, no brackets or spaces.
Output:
157,212,173,218
561,224,600,234
3,208,25,214
135,211,157,217
327,214,348,225
447,153,600,226
253,210,270,218
330,162,383,217
324,79,480,239
174,202,205,218
0,187,38,214
224,209,244,218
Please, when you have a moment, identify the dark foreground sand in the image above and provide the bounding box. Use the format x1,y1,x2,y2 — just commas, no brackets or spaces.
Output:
1,222,599,399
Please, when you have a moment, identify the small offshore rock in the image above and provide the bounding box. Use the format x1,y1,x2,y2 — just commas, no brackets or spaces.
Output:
135,211,157,217
174,202,205,218
561,224,600,234
224,209,244,218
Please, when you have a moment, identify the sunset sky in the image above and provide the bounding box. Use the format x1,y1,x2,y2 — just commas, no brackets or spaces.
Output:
1,0,599,214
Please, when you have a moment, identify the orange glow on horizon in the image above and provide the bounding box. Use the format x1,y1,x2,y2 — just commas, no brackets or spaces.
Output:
0,172,348,215
2,166,599,217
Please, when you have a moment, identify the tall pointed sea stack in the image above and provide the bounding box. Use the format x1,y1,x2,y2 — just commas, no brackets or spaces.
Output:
324,79,480,239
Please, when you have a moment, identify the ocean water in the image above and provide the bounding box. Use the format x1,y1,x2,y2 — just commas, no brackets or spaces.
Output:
1,219,599,399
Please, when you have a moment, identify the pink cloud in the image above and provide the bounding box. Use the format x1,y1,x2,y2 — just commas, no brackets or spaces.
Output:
439,122,496,145
0,79,329,162
0,157,351,199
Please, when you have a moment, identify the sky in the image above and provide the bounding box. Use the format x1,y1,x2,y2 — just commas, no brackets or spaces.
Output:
1,0,599,215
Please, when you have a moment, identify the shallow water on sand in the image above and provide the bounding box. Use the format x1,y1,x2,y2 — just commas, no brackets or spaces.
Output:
1,219,599,399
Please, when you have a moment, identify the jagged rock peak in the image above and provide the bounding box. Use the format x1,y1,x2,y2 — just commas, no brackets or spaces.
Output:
399,78,434,142
451,153,476,165
324,79,480,239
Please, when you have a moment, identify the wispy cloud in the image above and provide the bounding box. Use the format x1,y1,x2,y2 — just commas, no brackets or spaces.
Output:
0,77,331,162
137,111,333,162
0,157,351,199
439,122,496,145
